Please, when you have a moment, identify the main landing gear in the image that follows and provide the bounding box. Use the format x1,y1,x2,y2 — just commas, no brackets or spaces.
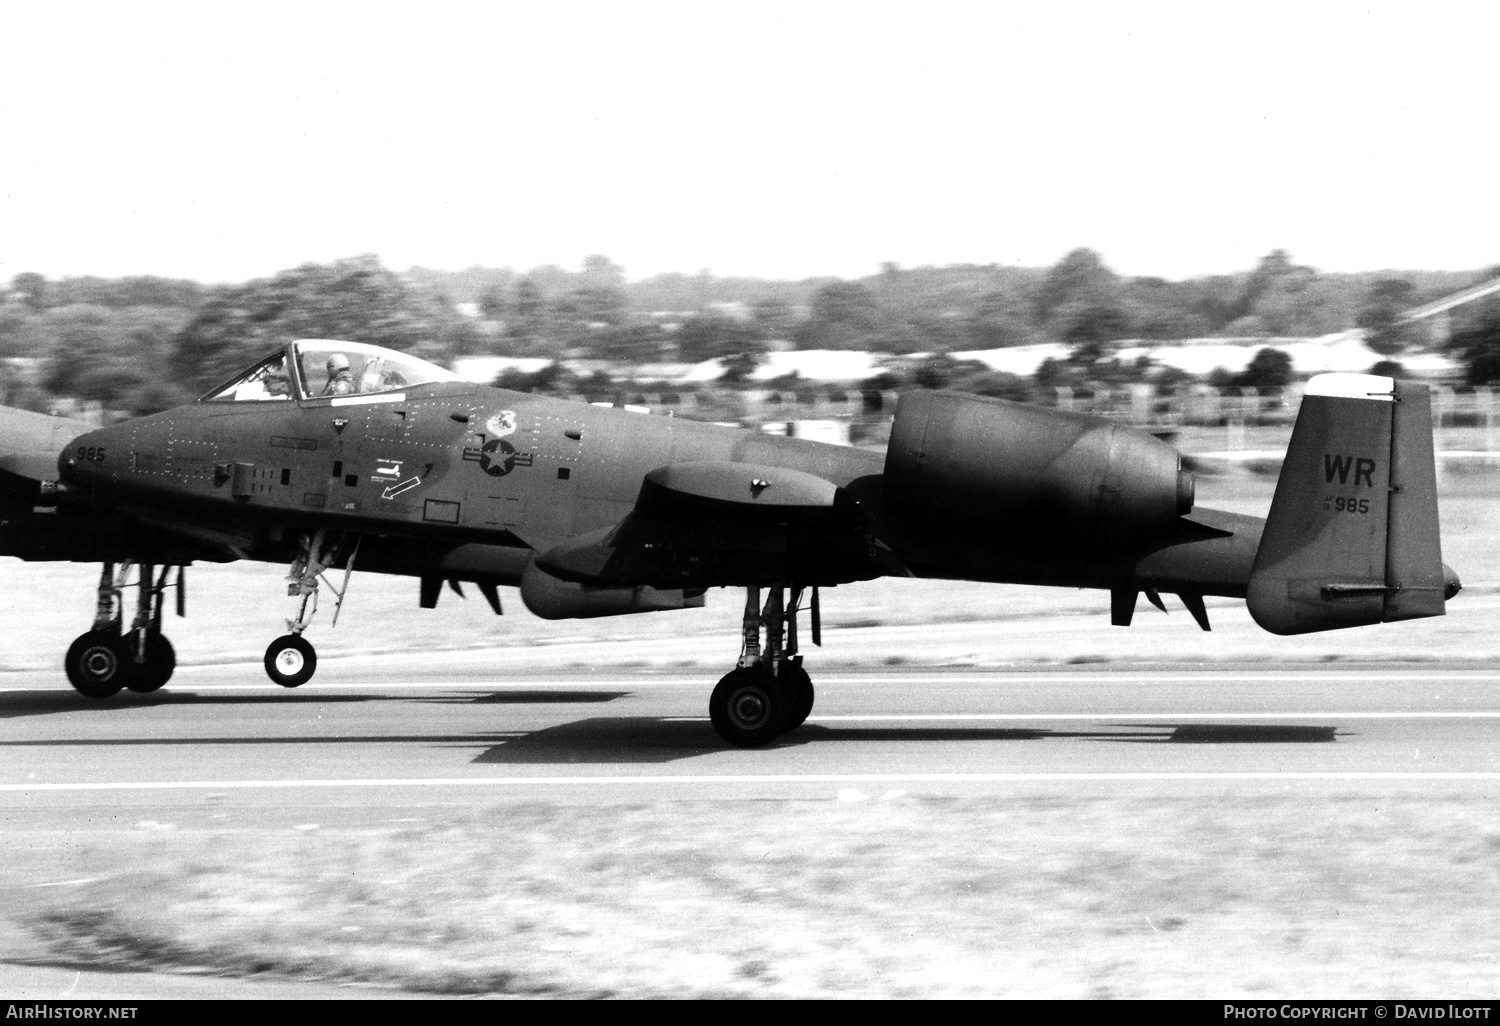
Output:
65,562,182,698
709,585,819,748
263,530,358,688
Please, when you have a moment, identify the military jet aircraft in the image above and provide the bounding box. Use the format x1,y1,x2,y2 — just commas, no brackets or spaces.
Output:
0,338,1460,746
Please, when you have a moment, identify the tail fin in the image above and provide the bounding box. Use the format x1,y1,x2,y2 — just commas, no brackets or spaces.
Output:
1246,373,1447,635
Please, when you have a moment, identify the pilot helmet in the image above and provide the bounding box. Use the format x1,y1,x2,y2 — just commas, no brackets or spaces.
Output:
326,353,350,374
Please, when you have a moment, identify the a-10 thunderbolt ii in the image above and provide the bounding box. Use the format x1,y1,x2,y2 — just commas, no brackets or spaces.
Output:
0,338,1461,746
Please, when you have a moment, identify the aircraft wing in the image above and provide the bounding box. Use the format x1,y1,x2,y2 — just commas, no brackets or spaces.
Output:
0,406,92,487
533,460,907,589
0,450,67,481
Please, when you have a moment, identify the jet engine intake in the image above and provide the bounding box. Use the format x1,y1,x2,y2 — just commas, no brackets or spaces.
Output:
884,391,1193,538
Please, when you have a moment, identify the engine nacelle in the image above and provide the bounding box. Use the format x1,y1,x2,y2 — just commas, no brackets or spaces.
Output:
520,560,706,620
883,391,1193,538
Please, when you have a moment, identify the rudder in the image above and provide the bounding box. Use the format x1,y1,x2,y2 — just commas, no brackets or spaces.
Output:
1246,373,1446,635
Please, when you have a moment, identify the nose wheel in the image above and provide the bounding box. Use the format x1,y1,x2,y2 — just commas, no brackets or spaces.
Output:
265,634,317,688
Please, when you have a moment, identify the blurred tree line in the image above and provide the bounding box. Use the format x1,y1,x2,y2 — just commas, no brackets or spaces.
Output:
411,248,1487,378
0,256,479,414
2,250,1497,418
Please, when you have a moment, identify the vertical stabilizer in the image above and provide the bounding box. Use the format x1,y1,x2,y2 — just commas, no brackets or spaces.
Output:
1246,373,1446,635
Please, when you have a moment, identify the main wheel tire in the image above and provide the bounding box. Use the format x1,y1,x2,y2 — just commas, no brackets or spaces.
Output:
779,659,815,732
126,633,176,694
264,634,316,688
65,630,128,698
709,666,788,748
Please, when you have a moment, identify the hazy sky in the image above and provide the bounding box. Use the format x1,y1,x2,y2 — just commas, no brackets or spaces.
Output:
2,1,1494,284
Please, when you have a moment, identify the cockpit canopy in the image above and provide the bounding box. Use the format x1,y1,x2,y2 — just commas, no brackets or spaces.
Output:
201,340,462,403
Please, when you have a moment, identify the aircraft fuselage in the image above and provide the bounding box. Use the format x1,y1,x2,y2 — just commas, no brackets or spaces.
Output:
56,380,1261,599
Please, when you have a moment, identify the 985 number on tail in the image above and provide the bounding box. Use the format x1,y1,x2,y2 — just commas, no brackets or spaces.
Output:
1322,495,1370,514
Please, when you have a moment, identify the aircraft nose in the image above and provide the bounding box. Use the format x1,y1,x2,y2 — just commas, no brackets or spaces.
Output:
1443,563,1462,601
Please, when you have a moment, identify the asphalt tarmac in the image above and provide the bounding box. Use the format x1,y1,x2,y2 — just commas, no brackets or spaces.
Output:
5,651,1500,997
6,652,1500,811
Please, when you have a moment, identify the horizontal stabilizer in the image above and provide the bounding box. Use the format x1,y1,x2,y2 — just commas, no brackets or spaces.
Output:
1247,373,1449,634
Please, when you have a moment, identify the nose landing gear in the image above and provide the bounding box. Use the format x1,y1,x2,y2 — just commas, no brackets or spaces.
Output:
263,531,357,688
64,562,182,698
708,585,819,747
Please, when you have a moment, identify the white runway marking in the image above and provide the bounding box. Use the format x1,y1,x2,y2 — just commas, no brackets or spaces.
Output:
205,672,1500,681
7,772,1500,793
8,671,1500,694
23,878,100,888
800,712,1500,721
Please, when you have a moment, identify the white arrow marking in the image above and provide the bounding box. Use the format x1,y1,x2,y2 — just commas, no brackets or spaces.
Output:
381,476,421,499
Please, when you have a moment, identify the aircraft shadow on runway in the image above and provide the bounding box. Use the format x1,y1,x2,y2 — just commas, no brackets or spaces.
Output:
414,690,632,705
466,719,1342,764
792,723,1342,745
0,731,525,748
0,688,633,720
0,690,380,719
466,718,724,763
1111,723,1342,744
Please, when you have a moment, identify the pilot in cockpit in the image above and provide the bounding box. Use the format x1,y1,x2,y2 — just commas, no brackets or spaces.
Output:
265,365,290,397
322,353,357,396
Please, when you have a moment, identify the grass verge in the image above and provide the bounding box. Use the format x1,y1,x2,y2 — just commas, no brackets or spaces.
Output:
15,795,1500,998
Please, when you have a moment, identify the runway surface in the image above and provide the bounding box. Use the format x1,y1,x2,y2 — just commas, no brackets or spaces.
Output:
5,652,1500,998
5,653,1500,821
